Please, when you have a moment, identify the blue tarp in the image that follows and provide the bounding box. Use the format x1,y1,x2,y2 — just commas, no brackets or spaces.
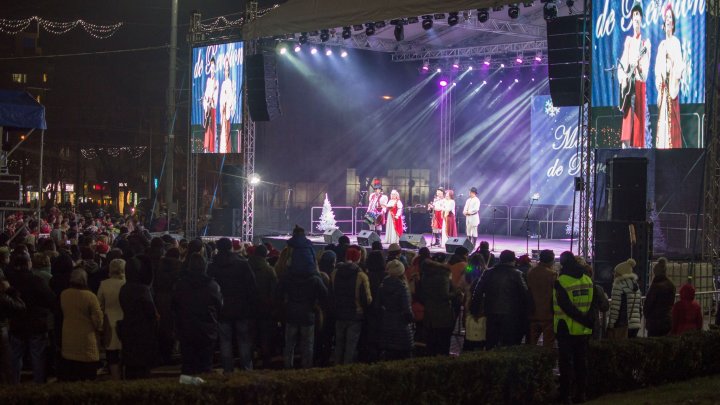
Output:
0,90,47,130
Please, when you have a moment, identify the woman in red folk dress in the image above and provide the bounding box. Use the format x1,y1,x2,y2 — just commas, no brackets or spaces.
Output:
384,190,404,244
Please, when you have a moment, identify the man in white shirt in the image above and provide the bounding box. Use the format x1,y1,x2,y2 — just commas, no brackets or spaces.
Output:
463,187,480,246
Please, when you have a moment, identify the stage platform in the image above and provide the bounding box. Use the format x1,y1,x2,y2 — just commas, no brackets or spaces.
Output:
260,233,573,256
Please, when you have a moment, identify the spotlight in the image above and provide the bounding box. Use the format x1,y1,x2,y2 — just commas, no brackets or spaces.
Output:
514,78,519,83
493,6,504,11
320,29,330,42
278,46,287,55
482,80,487,85
294,44,301,52
535,51,542,62
477,8,489,23
249,174,261,185
375,21,386,29
433,13,445,20
500,63,505,68
299,32,308,44
325,48,333,56
340,50,348,58
421,15,433,30
422,60,429,71
310,47,318,55
448,12,460,26
365,22,376,36
394,24,404,41
508,4,519,19
352,24,364,31
516,53,523,64
439,80,448,87
467,65,473,71
544,1,558,20
452,59,460,69
407,16,419,24
483,56,491,66
342,26,352,39
436,68,442,73
523,1,534,7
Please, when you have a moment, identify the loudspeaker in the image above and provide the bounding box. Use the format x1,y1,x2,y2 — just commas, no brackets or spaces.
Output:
399,234,427,249
246,53,281,122
546,15,590,106
323,228,344,244
593,220,653,293
445,237,475,254
606,157,648,222
357,230,381,247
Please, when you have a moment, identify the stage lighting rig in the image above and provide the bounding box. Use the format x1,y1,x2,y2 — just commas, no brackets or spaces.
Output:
433,13,445,19
352,24,364,31
299,32,308,44
544,1,558,20
375,20,386,29
448,12,459,26
493,6,504,11
508,4,520,19
407,16,419,24
523,1,534,6
422,60,430,71
341,26,351,39
320,29,330,42
477,8,489,22
365,22,376,36
421,15,433,30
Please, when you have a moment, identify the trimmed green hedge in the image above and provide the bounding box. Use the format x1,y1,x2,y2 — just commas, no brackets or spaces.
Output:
0,346,555,405
587,329,720,397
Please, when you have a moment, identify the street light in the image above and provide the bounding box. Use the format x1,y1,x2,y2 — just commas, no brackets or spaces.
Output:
249,173,261,185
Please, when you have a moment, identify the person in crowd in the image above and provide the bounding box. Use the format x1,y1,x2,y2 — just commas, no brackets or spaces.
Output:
7,252,56,383
277,248,328,369
468,241,495,280
553,251,596,404
173,253,222,383
448,246,469,290
420,253,457,356
97,259,126,379
318,250,337,279
671,282,703,335
364,249,386,362
607,258,642,338
644,258,676,337
578,261,610,341
386,243,408,269
376,260,414,360
208,237,257,373
314,250,335,367
527,250,557,348
333,235,351,263
516,254,532,280
31,253,52,285
331,246,372,365
59,269,103,382
154,247,182,364
286,225,317,275
248,245,278,369
88,248,121,301
0,276,25,383
119,256,159,379
77,247,99,278
472,250,529,349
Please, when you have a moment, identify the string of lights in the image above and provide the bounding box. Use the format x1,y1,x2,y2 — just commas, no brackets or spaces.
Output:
196,4,279,32
81,147,147,160
0,16,123,39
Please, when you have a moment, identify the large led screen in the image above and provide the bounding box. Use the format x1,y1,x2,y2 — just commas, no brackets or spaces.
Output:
191,42,244,153
592,0,705,148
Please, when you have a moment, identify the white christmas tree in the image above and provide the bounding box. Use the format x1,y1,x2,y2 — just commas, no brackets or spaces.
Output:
317,193,338,232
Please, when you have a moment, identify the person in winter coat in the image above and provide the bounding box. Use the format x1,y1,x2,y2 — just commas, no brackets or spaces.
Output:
608,259,642,338
59,269,103,382
248,245,278,368
208,237,258,373
97,259,126,379
154,247,182,364
0,276,25,383
277,256,328,369
173,253,223,379
331,246,372,365
472,250,529,349
420,254,458,356
376,260,414,360
119,256,160,379
527,249,557,348
286,226,317,275
671,283,703,335
644,258,676,337
7,252,56,384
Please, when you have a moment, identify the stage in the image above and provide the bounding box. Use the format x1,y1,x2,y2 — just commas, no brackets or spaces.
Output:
260,233,573,256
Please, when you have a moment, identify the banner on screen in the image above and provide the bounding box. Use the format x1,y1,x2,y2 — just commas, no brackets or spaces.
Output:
591,0,705,149
191,42,244,154
530,95,580,206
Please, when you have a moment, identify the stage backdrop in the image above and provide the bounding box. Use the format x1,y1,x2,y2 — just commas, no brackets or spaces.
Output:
191,42,244,154
530,95,579,206
591,0,706,148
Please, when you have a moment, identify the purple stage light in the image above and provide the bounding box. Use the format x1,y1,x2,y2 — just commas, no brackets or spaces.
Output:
516,57,523,64
310,47,318,55
437,68,442,73
294,45,301,52
452,63,459,69
514,78,519,83
535,56,542,62
422,65,429,71
483,60,490,66
500,63,505,68
439,80,448,87
482,80,487,85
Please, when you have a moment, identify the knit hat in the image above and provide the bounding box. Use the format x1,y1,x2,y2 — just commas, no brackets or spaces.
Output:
345,247,361,263
517,254,531,266
499,250,516,264
388,243,402,253
386,259,405,277
653,257,668,277
614,258,637,276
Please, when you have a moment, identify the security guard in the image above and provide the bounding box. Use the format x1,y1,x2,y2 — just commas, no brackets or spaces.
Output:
553,251,596,404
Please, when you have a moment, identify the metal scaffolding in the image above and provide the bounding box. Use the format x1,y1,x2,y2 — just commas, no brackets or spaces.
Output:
241,1,259,243
438,84,453,190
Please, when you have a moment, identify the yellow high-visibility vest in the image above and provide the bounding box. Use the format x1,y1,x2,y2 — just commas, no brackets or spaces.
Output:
553,274,594,335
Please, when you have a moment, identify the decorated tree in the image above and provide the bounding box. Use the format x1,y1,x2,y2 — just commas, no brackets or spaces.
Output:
317,193,337,232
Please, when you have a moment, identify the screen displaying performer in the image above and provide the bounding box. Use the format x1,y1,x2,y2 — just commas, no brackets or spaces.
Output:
592,0,705,148
191,42,244,154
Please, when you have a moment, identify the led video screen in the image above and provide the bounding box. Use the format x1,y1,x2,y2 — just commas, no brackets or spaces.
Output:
592,0,705,148
191,42,244,153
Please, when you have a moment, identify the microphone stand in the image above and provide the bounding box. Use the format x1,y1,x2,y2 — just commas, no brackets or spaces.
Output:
491,206,497,252
522,199,537,255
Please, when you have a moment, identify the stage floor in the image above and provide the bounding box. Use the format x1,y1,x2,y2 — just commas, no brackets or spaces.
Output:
261,233,573,256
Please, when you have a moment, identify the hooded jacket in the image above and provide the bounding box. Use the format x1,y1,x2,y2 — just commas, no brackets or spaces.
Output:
671,284,703,335
608,272,642,330
643,275,676,335
7,269,56,337
208,251,257,321
286,234,318,275
172,271,223,342
420,260,457,329
277,271,327,326
474,262,529,318
331,262,371,321
376,276,413,351
248,255,278,320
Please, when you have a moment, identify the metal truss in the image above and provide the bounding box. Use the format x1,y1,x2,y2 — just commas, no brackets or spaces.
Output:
433,18,546,40
241,2,258,243
438,84,453,190
186,151,198,238
575,6,593,259
391,40,547,62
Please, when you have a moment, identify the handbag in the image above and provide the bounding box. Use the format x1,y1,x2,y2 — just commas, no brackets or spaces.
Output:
465,315,487,342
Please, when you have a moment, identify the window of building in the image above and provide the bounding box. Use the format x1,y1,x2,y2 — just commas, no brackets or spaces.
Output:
11,73,27,83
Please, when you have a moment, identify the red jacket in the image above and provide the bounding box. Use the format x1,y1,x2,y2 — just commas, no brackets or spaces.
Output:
671,284,703,335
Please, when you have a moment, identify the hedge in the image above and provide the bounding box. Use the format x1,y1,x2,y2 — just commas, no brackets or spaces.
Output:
0,346,556,405
587,329,720,398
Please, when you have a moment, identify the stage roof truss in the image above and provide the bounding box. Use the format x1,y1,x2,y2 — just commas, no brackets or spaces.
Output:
390,40,547,62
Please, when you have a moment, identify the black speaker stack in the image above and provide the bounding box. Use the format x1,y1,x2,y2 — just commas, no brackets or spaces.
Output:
546,15,590,106
246,53,281,122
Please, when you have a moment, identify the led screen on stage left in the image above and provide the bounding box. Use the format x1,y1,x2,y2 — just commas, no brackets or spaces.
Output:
191,42,244,154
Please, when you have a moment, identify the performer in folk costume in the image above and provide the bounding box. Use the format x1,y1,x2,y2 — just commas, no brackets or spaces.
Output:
367,183,388,233
219,55,237,153
427,187,445,247
203,56,219,153
463,187,481,247
655,2,684,149
384,190,404,244
441,190,457,247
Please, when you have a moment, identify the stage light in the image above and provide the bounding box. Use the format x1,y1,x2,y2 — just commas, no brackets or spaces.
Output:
249,174,261,186
439,80,448,87
353,24,364,31
433,13,445,19
516,53,523,64
422,60,429,71
342,26,352,39
508,4,519,19
482,80,487,85
523,1,534,7
483,56,491,66
531,78,535,81
477,8,489,23
467,65,473,71
278,46,287,55
340,50,348,58
452,82,457,87
544,1,558,20
421,15,433,30
514,78,519,83
407,16,419,24
310,47,318,55
299,33,308,44
394,24,404,41
294,44,301,52
531,192,540,201
436,68,442,73
375,21,386,29
325,48,333,56
320,29,330,42
452,59,460,69
493,6,504,11
500,63,505,68
365,22,376,36
448,12,459,26
535,51,542,62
